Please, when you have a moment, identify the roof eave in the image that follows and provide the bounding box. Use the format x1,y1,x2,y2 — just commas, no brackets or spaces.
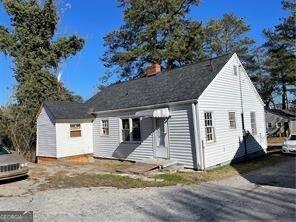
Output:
92,99,198,115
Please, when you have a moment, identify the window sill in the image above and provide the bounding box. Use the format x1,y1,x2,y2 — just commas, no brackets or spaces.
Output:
205,140,216,144
121,141,142,144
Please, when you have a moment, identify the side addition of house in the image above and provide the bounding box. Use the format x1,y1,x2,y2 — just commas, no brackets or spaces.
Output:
36,53,267,169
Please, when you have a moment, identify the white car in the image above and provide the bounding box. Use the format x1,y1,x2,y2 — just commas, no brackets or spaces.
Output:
282,134,296,154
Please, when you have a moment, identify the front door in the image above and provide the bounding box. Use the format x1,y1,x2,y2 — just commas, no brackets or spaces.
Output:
154,118,169,159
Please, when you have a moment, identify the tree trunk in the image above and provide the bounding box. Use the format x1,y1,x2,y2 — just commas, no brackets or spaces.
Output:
282,82,287,110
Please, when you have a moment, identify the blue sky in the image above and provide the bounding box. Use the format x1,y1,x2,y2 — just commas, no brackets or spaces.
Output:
0,0,287,105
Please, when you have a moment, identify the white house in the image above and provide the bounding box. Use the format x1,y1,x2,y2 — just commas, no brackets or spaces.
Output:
36,53,267,169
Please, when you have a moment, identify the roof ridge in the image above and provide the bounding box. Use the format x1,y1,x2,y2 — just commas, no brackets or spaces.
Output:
86,53,233,104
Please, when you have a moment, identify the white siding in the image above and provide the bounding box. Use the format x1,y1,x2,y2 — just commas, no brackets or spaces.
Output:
36,108,57,157
56,122,93,158
168,105,196,168
198,54,267,168
93,111,154,160
93,105,197,168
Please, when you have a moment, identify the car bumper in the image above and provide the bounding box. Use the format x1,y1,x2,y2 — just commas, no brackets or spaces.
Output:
282,147,296,154
0,167,29,181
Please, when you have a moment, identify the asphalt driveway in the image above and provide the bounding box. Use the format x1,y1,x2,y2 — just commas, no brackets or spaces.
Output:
0,155,295,221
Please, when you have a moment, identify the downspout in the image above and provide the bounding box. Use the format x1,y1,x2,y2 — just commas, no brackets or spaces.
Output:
192,102,204,170
238,65,247,156
196,102,205,170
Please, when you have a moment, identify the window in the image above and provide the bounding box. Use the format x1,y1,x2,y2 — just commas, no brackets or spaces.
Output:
70,124,81,137
276,122,282,128
228,112,236,129
101,120,109,136
122,119,130,142
204,112,215,142
132,118,141,141
268,122,272,128
250,112,257,135
233,65,238,76
121,118,141,142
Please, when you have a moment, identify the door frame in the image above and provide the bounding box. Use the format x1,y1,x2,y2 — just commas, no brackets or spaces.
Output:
153,117,170,159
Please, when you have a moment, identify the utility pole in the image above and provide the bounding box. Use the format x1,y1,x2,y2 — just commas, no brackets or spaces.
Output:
238,64,247,156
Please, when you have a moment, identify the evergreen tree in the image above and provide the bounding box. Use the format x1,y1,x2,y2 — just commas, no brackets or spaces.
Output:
0,0,84,159
204,13,254,60
102,0,205,81
263,0,296,109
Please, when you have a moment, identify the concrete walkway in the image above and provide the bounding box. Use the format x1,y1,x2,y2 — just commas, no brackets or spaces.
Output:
0,156,295,221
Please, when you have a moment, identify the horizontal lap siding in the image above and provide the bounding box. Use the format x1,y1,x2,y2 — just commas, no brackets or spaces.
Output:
198,55,266,168
37,108,57,157
168,105,196,168
93,117,120,157
93,113,154,160
56,123,93,158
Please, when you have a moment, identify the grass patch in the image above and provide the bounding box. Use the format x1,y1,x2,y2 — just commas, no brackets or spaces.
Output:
152,153,283,185
38,173,178,190
38,154,283,190
153,174,189,183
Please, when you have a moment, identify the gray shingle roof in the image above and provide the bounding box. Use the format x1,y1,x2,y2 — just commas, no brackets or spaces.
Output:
44,101,94,120
266,109,296,120
86,54,232,112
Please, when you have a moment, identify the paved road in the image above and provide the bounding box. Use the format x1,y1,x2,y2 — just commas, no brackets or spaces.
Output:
0,155,295,222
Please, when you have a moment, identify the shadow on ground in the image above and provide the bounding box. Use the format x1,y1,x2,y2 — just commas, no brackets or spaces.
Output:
241,154,296,189
130,182,296,221
0,175,28,185
128,155,296,221
230,133,296,189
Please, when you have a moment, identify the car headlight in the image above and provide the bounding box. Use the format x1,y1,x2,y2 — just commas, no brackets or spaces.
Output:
20,163,28,168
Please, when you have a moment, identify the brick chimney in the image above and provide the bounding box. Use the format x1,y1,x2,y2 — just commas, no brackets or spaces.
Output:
146,64,161,76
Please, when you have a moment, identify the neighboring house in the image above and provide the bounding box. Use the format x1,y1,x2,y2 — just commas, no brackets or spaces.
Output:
274,102,296,111
265,109,296,137
36,53,267,170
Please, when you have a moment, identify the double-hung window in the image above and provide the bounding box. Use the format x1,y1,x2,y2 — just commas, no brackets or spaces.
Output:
204,112,215,142
101,120,109,136
70,124,81,137
122,119,130,142
228,112,236,129
121,118,141,142
250,112,257,135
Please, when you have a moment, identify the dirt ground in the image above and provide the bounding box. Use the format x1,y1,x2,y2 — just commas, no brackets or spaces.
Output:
0,155,295,222
0,153,288,197
0,159,133,196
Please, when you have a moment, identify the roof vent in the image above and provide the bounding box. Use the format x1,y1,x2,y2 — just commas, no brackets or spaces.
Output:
233,65,238,76
146,64,161,77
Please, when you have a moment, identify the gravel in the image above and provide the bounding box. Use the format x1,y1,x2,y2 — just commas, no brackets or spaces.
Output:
0,156,295,222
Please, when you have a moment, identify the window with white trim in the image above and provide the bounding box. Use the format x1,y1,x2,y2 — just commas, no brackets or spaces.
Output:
122,119,130,142
204,112,215,142
228,112,236,129
250,112,257,135
70,124,81,137
121,118,141,142
101,120,109,136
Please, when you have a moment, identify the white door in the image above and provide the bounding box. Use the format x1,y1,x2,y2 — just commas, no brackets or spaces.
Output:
155,118,169,159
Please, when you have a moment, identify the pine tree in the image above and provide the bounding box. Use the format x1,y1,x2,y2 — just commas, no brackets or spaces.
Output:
102,0,205,81
204,13,254,62
263,0,296,109
0,0,84,159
